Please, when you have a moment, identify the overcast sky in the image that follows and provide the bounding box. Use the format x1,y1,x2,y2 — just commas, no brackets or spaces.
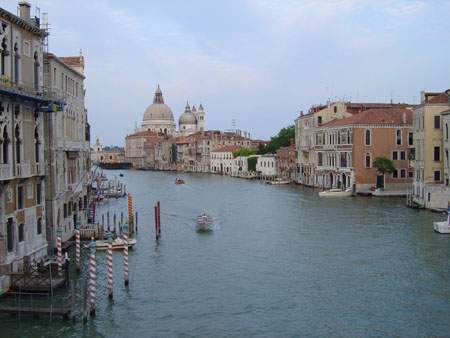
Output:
4,0,450,145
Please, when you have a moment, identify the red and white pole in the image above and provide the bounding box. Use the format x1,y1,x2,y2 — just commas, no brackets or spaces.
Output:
56,229,62,276
75,226,81,272
107,232,113,299
88,238,97,317
123,222,129,286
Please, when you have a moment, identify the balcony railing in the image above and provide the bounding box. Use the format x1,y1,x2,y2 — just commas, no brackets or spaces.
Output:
15,162,31,178
0,164,13,181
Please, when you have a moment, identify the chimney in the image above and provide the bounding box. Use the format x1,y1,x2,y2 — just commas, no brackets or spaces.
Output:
420,90,426,104
18,1,31,20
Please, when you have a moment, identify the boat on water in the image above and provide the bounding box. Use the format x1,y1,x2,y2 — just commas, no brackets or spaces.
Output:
318,188,352,198
433,204,450,233
269,178,291,185
175,178,185,185
196,213,213,232
94,238,137,250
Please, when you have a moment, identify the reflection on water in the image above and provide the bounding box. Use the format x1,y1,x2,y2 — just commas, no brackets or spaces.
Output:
2,170,449,338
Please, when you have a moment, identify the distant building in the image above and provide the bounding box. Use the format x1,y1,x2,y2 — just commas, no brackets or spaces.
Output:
315,107,413,192
411,91,450,210
276,145,296,180
256,155,277,180
210,146,240,175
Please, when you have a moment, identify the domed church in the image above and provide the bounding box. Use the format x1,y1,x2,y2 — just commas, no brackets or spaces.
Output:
140,85,205,136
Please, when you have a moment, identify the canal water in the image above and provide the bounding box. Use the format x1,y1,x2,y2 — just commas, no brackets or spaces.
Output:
2,170,449,337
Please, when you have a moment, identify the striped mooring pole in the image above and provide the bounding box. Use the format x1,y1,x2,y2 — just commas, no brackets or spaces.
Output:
88,238,97,317
75,223,81,273
56,228,63,276
123,222,129,286
127,194,133,236
107,232,113,299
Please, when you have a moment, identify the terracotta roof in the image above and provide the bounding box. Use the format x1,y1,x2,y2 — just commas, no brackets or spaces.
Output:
60,56,84,68
426,93,449,104
321,108,413,128
212,145,241,153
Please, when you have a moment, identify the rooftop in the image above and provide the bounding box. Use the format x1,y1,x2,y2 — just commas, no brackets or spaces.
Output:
321,108,413,128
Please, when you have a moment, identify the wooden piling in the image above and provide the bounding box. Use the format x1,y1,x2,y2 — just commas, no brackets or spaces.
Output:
75,224,81,273
56,229,63,276
106,233,113,299
123,222,129,286
88,238,96,317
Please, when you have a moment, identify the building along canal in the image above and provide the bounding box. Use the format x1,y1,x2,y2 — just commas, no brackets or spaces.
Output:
1,170,449,337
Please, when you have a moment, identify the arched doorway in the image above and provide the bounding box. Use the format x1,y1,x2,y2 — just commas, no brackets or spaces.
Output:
342,173,347,189
329,173,333,188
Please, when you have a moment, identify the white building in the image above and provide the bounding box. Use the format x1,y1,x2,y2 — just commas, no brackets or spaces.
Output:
231,155,259,177
210,146,239,175
43,52,90,247
256,155,277,179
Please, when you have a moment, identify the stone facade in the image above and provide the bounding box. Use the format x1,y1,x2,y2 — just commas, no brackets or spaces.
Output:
0,3,48,289
210,146,240,175
43,52,90,247
276,145,296,180
256,155,277,179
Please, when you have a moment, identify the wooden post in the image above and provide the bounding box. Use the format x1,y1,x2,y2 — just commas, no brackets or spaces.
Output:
107,232,113,299
88,238,96,317
75,223,81,273
135,211,138,232
157,201,161,238
107,211,110,230
113,213,116,229
127,194,133,236
154,205,158,240
123,222,129,286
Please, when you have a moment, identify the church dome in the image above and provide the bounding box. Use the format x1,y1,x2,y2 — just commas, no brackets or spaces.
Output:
179,102,197,125
143,85,174,123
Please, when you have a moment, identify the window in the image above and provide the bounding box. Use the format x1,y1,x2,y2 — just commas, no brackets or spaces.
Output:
37,217,42,235
409,132,413,145
2,126,9,164
400,151,406,160
13,43,19,84
393,169,398,178
1,37,7,76
15,124,20,164
365,153,371,168
318,116,322,125
400,169,406,178
17,186,24,210
409,171,414,178
18,223,24,242
434,170,441,182
63,203,67,218
333,106,337,113
392,151,398,160
365,130,371,146
33,51,39,90
36,182,42,204
434,115,441,129
434,146,440,161
6,218,13,252
396,129,402,145
34,127,40,162
318,152,323,166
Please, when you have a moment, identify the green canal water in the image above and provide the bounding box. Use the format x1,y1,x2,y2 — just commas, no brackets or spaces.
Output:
1,170,449,337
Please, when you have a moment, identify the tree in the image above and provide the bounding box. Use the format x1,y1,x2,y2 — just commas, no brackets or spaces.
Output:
373,157,395,189
247,156,257,172
232,148,255,158
257,125,295,154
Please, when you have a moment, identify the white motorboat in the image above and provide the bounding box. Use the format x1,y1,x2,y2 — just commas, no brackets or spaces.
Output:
269,178,291,185
94,238,137,250
196,213,213,232
433,221,450,234
318,188,352,198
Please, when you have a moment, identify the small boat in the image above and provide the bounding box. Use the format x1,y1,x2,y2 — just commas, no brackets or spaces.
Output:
318,188,352,198
175,178,185,185
433,221,450,234
196,213,213,232
269,178,291,185
94,238,137,250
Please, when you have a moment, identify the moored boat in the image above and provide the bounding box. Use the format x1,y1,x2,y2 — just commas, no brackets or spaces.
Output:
318,188,352,198
269,178,291,185
433,221,450,234
94,238,137,250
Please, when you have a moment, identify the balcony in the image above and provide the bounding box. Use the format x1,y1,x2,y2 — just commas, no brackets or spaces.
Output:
0,163,13,181
15,162,31,178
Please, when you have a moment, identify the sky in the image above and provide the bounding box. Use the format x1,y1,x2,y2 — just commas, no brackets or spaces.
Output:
4,0,450,145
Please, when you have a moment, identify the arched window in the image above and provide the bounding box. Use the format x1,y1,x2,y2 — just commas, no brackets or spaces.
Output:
34,126,40,163
365,129,371,146
15,124,21,164
1,37,7,76
18,223,24,242
37,217,42,235
2,126,9,164
13,43,19,84
33,51,39,90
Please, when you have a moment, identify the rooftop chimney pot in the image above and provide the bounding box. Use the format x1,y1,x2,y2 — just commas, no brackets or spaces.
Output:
18,1,31,20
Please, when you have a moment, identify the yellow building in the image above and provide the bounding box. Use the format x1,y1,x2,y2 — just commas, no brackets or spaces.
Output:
411,91,450,210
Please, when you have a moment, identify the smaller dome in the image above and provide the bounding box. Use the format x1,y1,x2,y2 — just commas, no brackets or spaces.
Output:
179,101,197,125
